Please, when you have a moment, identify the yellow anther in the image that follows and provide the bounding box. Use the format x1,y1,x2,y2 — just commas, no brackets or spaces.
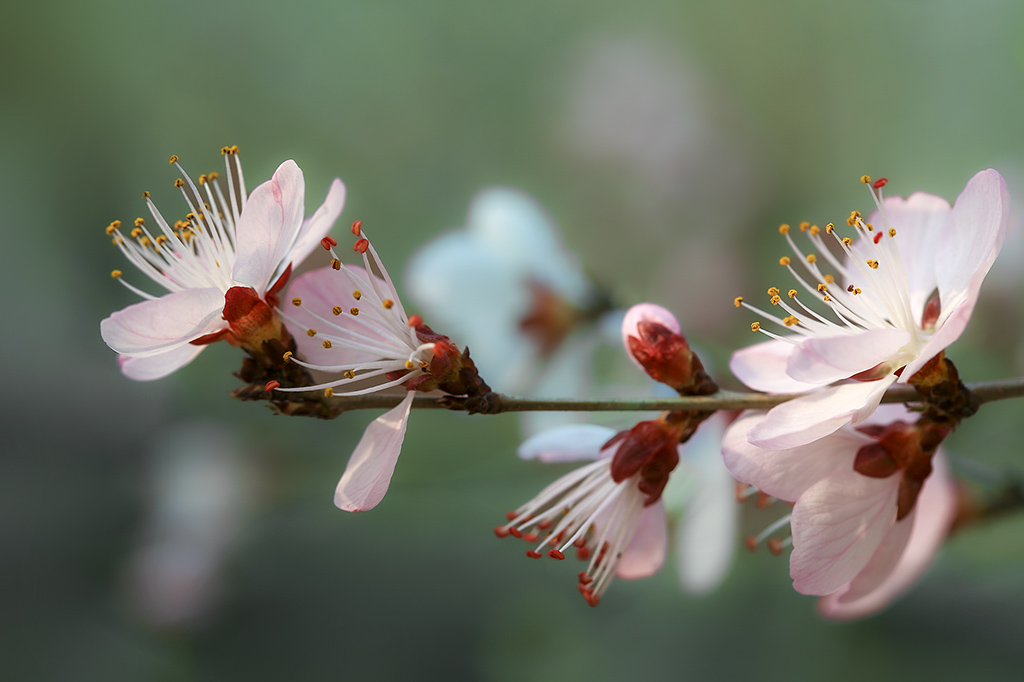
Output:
419,361,430,370
806,254,817,264
344,370,355,379
139,236,152,247
186,212,196,222
788,289,798,298
105,220,121,235
861,175,872,184
799,222,809,232
331,259,341,270
867,259,879,269
291,297,302,306
842,237,853,247
382,299,394,309
809,224,821,236
779,256,791,266
283,351,293,361
823,295,832,302
174,178,185,188
324,387,334,398
307,328,317,337
322,340,333,349
134,217,145,227
130,227,143,238
169,155,179,164
230,145,239,153
826,223,836,234
888,228,896,237
198,174,207,185
817,283,828,292
865,223,874,231
733,296,744,307
824,274,835,284
847,211,860,226
405,360,416,370
352,290,362,300
112,237,122,245
110,269,122,278
767,287,780,297
332,305,343,316
350,307,359,316
221,146,231,155
770,295,781,306
142,191,151,199
784,315,799,327
154,235,168,246
778,224,790,235
750,322,761,332
208,172,219,180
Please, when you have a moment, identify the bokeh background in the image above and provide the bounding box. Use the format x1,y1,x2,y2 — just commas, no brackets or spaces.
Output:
4,1,1024,680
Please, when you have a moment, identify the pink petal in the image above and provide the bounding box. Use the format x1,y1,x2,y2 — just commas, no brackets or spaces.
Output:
101,288,226,356
869,192,949,323
818,451,956,620
517,424,616,463
288,178,346,272
616,501,668,579
786,328,910,385
722,411,871,501
334,392,415,512
118,344,206,381
284,266,391,367
231,160,306,293
730,339,819,393
747,376,896,450
675,452,737,594
621,303,680,370
790,468,901,596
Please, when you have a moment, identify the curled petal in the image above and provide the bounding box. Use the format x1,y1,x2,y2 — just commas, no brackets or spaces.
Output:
334,392,415,512
730,340,818,393
818,452,956,620
101,288,226,357
747,376,896,450
790,468,901,596
616,501,668,580
517,424,616,463
786,328,910,385
118,344,206,381
232,160,306,293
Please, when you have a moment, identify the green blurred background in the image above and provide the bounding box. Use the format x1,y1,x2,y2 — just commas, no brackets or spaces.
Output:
3,1,1024,679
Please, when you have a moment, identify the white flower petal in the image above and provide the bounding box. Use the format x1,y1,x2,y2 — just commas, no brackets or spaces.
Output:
334,392,415,512
675,455,737,594
730,339,819,393
786,328,910,385
101,288,226,357
616,501,668,580
118,344,207,381
286,178,346,275
517,424,616,463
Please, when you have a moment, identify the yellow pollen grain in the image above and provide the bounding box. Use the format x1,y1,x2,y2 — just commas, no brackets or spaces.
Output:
825,274,835,284
352,290,362,300
842,237,853,247
105,220,121,235
198,174,207,185
142,191,151,199
750,322,761,332
221,146,231,155
806,254,817,264
208,172,219,180
854,287,862,295
282,351,293,361
767,287,780,297
787,289,797,298
847,211,860,226
866,223,874,231
131,227,143,238
733,296,744,307
784,315,799,327
861,175,871,184
174,178,184,188
778,224,790,235
809,224,821,236
824,295,832,302
867,259,879,269
134,217,145,227
826,223,835,234
779,256,791,266
799,222,810,232
405,360,415,370
110,269,122,278
382,299,394,309
230,145,239,154
324,388,334,398
817,283,828,292
291,297,302,306
322,340,333,349
307,328,317,337
331,259,341,270
332,305,343,316
770,295,781,306
350,307,359,316
169,155,179,164
344,370,355,379
889,228,896,237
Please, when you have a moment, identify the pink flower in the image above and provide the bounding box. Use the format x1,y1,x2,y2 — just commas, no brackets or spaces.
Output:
100,149,345,380
732,170,1009,449
722,405,957,618
275,224,488,512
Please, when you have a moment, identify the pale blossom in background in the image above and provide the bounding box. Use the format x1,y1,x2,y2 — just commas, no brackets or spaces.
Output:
733,170,1010,449
100,151,345,380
